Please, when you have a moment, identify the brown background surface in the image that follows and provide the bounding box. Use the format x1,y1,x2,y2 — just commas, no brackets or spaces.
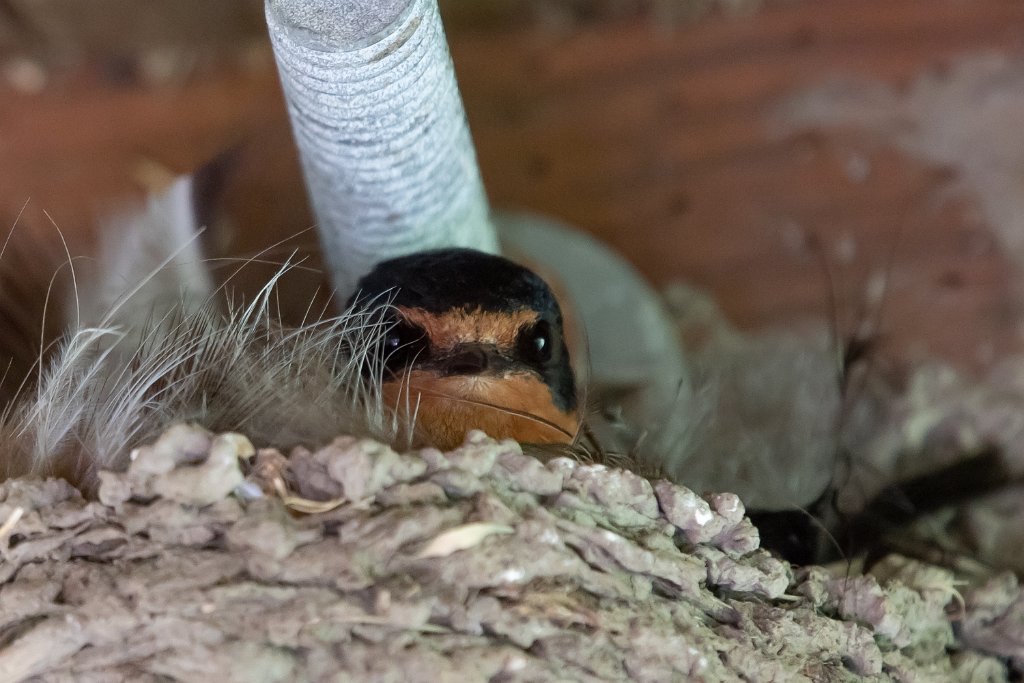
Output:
2,0,1023,372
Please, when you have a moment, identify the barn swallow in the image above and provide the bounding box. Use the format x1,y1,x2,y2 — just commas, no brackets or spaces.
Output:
349,248,579,450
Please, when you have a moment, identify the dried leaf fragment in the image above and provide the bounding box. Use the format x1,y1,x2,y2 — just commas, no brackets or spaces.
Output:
272,477,347,514
0,506,24,542
417,523,514,559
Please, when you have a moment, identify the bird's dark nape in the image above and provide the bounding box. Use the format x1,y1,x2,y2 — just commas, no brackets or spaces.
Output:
348,248,560,317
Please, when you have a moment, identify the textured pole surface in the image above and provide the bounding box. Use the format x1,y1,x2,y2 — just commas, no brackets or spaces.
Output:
266,0,498,296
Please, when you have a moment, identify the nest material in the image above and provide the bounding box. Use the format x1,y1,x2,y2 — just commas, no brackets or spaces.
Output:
0,424,1017,682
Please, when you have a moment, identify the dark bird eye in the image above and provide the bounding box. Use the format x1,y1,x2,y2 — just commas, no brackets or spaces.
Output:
381,319,428,372
518,320,554,365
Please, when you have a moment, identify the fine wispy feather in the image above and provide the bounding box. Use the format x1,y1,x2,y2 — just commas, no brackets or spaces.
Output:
0,179,402,492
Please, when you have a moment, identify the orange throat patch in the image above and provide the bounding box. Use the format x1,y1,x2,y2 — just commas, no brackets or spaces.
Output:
382,370,578,450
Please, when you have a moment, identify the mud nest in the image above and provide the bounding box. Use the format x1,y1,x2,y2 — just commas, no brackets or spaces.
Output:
0,424,1020,681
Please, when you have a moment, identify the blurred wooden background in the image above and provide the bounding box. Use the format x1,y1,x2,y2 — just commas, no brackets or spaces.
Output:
2,0,1024,372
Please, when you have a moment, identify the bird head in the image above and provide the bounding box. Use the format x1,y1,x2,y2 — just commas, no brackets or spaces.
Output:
348,248,579,450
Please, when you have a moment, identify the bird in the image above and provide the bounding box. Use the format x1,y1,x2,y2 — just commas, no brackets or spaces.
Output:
349,248,580,451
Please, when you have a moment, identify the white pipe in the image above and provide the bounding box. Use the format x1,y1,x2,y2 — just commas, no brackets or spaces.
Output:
265,0,498,296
